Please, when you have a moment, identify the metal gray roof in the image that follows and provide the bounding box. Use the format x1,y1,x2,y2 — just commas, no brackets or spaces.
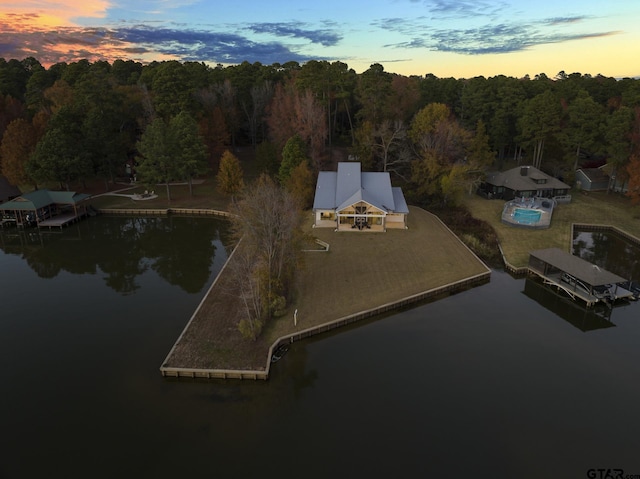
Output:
530,248,626,286
391,187,409,214
313,162,408,213
312,171,337,210
335,162,361,207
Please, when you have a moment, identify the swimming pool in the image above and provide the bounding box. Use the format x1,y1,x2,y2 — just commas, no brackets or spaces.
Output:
512,208,542,224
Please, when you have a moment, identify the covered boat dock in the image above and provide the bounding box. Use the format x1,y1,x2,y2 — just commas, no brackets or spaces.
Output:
528,248,635,307
0,190,91,229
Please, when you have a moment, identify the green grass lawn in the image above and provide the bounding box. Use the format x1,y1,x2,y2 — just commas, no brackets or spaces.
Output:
464,191,640,267
87,179,233,211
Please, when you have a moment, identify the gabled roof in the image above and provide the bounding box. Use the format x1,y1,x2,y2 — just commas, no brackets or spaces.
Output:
392,187,408,213
576,168,609,183
313,162,409,214
530,248,626,286
486,165,570,191
0,190,90,211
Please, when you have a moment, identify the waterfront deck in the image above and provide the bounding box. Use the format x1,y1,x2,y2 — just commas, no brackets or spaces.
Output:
38,212,87,229
529,269,634,306
0,218,16,227
528,248,634,307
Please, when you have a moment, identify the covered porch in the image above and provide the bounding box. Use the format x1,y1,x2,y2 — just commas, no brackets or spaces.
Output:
336,202,386,232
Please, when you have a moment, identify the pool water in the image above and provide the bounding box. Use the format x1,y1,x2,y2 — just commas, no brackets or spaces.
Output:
513,208,542,224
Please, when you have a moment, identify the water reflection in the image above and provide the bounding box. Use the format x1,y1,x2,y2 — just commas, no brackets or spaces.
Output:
573,229,640,283
0,215,231,294
1,219,640,478
520,228,640,332
523,277,615,331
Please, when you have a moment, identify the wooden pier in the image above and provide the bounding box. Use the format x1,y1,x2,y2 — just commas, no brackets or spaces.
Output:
38,211,87,229
0,218,16,228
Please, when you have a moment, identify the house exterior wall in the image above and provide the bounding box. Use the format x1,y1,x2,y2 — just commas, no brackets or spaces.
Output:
611,177,629,194
314,210,337,228
575,170,595,191
575,169,610,191
386,213,406,228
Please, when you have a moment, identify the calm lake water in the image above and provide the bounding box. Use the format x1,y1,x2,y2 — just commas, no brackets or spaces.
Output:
1,217,639,479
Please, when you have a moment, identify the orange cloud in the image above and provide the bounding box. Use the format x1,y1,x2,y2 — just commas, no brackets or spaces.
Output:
0,1,110,28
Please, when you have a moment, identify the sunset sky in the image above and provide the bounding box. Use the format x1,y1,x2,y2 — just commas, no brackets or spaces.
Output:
1,0,638,79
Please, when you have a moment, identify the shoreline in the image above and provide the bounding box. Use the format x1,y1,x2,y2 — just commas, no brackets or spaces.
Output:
92,203,640,380
156,206,492,379
159,270,491,380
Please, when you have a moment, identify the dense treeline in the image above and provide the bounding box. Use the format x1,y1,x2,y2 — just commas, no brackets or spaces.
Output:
1,56,640,205
3,56,640,338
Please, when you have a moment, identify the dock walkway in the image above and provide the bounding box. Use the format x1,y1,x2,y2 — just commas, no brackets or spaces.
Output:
38,212,87,229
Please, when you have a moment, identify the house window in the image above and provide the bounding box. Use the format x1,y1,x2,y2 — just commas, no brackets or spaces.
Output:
320,211,335,220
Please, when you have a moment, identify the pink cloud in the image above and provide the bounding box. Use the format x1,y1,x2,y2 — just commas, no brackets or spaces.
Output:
1,1,110,26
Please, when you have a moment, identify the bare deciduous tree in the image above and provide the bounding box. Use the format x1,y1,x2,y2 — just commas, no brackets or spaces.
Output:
229,174,304,339
228,238,264,341
267,81,328,170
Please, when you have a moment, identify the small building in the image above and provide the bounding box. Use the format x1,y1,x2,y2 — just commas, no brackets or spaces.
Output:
0,175,20,203
528,248,633,306
0,189,91,228
575,167,610,192
312,162,409,231
479,165,571,202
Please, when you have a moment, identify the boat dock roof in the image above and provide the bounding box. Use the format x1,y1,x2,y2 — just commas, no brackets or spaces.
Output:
529,248,626,286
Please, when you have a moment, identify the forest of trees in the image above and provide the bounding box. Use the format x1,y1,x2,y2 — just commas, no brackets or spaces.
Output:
1,57,640,207
2,56,640,339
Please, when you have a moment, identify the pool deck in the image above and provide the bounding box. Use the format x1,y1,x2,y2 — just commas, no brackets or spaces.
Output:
502,197,553,229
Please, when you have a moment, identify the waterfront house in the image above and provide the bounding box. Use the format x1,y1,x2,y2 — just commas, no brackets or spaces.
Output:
0,189,91,227
312,162,409,231
479,165,571,202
